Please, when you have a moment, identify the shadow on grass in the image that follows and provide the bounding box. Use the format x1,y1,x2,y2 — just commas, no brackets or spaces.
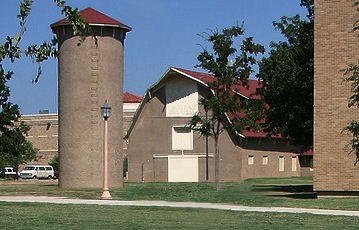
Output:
252,184,317,199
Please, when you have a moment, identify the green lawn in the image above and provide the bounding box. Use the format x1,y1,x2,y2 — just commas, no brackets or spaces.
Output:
1,177,359,211
1,202,359,230
1,177,359,229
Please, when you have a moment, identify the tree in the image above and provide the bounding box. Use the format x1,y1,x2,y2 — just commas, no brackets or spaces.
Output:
0,0,90,168
49,156,59,172
257,0,314,151
189,25,264,190
343,1,359,165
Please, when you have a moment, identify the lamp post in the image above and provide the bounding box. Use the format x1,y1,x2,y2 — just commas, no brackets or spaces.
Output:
101,100,112,199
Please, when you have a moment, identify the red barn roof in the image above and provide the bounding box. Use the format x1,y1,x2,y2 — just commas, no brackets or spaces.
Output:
172,67,262,99
173,67,216,84
123,92,142,103
51,7,131,31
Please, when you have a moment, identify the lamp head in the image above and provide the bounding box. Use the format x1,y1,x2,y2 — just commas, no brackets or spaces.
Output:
101,100,111,120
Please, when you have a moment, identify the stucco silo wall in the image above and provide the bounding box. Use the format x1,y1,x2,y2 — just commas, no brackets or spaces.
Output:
56,29,125,188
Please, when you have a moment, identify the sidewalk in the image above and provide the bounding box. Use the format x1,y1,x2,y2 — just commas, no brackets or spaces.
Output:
1,196,359,217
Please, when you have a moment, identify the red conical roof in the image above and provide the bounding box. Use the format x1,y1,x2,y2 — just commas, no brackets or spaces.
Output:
51,7,131,31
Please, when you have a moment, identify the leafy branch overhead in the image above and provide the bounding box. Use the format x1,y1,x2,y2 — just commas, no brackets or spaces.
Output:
0,0,91,168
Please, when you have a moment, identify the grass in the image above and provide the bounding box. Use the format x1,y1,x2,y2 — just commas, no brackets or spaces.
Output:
1,177,359,210
1,177,359,229
1,202,359,229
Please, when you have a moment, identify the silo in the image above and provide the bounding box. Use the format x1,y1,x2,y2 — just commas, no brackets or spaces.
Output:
51,7,131,188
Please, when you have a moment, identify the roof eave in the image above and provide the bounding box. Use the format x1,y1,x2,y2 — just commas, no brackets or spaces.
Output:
124,91,150,140
171,67,209,87
50,22,132,31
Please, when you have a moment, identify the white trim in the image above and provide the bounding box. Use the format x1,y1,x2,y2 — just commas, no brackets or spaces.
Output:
248,155,254,165
21,118,58,122
262,156,268,165
153,153,214,158
232,88,249,100
21,113,58,117
171,67,209,87
291,156,297,172
279,156,285,172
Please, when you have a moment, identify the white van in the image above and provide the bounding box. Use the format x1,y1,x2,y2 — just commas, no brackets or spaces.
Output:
0,167,18,178
19,165,54,179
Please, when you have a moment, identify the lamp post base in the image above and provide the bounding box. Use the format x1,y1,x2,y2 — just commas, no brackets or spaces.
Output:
101,189,112,199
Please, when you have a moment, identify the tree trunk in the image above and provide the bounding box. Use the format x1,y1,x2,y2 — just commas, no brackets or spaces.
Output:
214,135,220,191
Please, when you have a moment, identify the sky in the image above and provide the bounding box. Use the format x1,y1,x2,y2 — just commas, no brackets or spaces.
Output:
0,0,308,114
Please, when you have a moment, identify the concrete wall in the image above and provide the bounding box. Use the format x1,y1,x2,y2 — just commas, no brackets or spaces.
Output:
314,0,359,192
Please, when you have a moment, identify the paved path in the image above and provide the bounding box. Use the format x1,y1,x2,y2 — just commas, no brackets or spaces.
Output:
1,196,359,217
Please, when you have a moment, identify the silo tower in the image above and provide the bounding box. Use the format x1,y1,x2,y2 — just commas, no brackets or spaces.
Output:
51,7,131,188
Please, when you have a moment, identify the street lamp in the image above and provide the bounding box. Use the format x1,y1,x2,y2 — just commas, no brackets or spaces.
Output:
101,100,112,199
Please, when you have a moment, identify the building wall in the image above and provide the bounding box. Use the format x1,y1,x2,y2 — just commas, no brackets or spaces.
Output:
314,0,359,192
240,138,302,180
21,114,59,166
123,103,139,151
127,74,306,182
21,101,139,169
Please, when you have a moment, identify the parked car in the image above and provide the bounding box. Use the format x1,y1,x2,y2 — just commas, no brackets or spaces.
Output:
0,167,18,179
19,165,54,179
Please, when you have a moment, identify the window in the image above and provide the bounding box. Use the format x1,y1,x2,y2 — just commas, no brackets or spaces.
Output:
262,156,268,165
248,155,254,165
172,126,193,150
279,156,285,171
291,156,297,172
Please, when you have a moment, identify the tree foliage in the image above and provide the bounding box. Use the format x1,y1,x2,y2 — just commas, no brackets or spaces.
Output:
257,0,314,151
189,25,264,190
49,155,59,172
0,0,90,168
343,1,359,165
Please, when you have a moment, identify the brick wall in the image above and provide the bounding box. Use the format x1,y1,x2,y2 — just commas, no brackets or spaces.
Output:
314,0,359,192
21,114,59,165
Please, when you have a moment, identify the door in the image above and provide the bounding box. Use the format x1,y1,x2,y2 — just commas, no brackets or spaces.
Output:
168,155,198,182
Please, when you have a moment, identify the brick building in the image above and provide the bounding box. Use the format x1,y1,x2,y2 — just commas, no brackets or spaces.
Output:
314,0,359,193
